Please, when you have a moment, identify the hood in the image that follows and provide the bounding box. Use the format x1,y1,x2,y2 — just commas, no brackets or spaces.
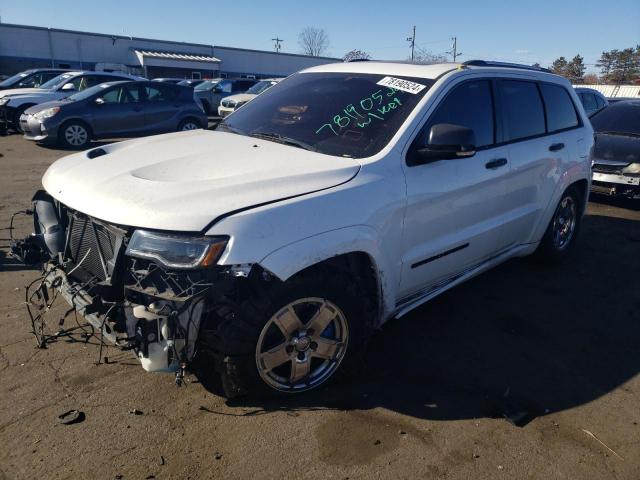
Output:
224,93,257,104
43,130,360,232
593,133,640,165
0,87,48,98
25,100,68,114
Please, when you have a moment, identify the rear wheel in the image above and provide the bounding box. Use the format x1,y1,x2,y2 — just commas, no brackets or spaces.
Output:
534,186,582,264
60,121,91,149
177,118,201,131
12,105,32,133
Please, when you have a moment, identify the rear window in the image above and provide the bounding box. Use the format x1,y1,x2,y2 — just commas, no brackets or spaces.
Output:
499,80,546,141
540,84,579,132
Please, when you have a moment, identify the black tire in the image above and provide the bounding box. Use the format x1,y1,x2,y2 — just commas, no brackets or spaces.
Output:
177,117,202,131
59,120,91,149
12,104,32,133
194,268,373,398
534,186,583,265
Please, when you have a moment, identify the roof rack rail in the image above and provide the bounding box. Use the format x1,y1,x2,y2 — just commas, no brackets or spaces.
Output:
463,60,552,74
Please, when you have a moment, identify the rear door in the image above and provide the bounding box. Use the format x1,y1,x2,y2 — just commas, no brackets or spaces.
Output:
399,78,511,299
498,80,578,247
142,84,181,131
90,84,146,136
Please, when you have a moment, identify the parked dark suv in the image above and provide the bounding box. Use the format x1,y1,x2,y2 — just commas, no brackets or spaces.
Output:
0,68,70,91
194,78,257,114
21,80,208,148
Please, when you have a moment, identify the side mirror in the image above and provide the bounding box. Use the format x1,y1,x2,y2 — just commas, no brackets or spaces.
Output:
409,123,477,166
61,83,76,91
94,97,105,105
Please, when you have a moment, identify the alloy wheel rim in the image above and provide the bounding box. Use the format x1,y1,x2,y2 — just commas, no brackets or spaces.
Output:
65,125,88,146
181,122,198,131
552,196,576,250
256,297,349,392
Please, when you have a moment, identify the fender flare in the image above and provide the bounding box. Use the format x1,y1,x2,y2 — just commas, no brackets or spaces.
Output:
258,225,397,321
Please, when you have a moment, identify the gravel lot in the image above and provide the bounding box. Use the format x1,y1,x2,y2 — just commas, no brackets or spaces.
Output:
1,133,639,480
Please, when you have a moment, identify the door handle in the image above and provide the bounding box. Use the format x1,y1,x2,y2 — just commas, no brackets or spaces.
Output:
549,142,565,152
485,158,507,169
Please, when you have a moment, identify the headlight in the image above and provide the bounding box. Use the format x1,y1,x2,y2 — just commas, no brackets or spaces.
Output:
235,101,247,109
622,163,640,175
126,230,228,269
34,107,60,120
0,97,9,106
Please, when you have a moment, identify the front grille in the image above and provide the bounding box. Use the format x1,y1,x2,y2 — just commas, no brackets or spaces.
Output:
67,212,123,281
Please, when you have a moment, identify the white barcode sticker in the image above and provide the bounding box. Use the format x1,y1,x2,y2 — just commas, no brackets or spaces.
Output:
376,76,426,94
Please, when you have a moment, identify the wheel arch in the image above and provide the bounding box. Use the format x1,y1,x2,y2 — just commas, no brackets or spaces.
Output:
256,226,396,325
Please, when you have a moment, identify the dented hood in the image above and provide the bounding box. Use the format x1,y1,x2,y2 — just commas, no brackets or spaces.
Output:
43,130,360,231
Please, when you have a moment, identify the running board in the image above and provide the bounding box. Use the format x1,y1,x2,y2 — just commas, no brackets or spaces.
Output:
394,245,529,319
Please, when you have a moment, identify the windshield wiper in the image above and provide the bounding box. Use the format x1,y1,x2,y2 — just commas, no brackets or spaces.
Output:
597,130,640,138
216,121,244,135
248,132,318,152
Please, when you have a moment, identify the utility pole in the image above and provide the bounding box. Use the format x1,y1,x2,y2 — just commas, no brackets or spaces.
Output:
272,37,283,53
450,37,462,62
406,26,416,62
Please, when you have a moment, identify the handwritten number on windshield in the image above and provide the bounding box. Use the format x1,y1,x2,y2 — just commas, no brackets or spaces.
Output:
315,87,403,137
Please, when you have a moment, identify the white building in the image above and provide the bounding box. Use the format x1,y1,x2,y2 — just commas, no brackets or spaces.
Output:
575,84,640,98
0,23,340,79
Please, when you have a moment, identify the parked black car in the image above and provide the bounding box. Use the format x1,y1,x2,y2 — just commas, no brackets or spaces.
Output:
590,100,640,199
194,78,257,114
151,78,184,84
177,79,205,88
20,80,208,148
0,68,71,91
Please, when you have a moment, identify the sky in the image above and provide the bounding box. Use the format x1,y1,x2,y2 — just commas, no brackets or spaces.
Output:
1,0,639,73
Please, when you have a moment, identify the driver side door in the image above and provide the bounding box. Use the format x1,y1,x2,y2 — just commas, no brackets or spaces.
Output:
90,84,146,137
398,78,512,301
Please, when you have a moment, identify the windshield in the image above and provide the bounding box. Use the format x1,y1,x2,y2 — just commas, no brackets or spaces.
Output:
40,73,76,90
591,103,640,137
66,83,114,101
246,80,279,95
0,71,30,87
217,72,433,158
194,79,221,91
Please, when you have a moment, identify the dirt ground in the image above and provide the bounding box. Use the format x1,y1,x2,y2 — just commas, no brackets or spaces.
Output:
0,133,639,480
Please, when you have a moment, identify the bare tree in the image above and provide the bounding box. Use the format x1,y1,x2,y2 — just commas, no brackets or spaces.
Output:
343,49,371,62
298,27,330,57
412,47,448,65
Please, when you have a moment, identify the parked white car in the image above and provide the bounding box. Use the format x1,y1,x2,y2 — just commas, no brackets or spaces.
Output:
0,71,144,131
217,78,282,117
12,60,593,397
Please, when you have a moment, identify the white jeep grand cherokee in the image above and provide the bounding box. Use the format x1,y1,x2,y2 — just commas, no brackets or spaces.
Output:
14,60,593,397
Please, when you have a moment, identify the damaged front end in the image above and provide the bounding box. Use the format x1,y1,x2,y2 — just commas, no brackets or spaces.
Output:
11,191,244,385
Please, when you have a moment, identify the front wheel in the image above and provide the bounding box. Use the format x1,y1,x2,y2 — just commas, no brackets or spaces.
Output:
534,186,582,264
197,270,371,398
59,121,91,149
177,118,202,131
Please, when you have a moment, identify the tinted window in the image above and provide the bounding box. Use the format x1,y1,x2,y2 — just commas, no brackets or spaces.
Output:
101,85,141,104
499,80,545,141
539,84,579,132
219,72,433,158
590,103,640,136
595,95,606,109
424,80,494,147
218,81,232,93
145,85,177,102
581,93,598,112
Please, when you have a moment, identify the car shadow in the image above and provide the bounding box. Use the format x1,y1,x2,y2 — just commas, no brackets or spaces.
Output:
0,249,38,272
206,212,640,426
589,192,640,211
